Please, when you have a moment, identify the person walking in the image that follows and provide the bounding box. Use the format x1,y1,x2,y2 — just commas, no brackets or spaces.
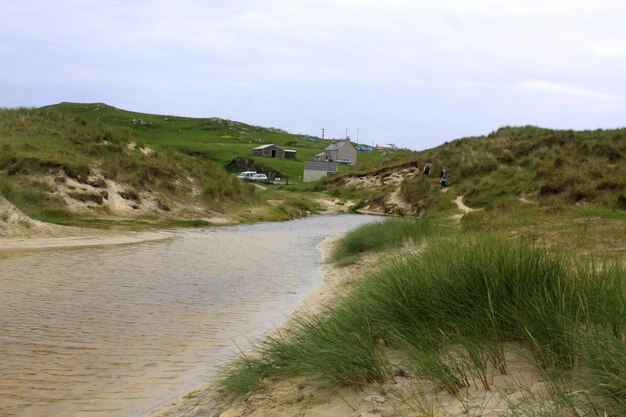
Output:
440,167,447,189
422,163,431,176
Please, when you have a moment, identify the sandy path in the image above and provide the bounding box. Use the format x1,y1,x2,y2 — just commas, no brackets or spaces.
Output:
450,195,477,222
454,195,475,213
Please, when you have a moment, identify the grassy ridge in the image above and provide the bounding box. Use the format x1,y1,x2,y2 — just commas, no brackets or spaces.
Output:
41,102,316,180
0,107,255,222
422,126,625,209
41,102,415,180
322,125,625,211
220,220,625,415
318,125,626,256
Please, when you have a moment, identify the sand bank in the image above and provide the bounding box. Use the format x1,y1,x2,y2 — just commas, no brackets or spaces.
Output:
0,195,173,251
0,230,174,251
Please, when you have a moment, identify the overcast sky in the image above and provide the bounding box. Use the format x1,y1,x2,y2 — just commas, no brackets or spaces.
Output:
2,0,625,150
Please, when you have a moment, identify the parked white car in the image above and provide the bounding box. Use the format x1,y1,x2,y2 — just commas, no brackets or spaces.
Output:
251,173,268,181
337,159,351,165
236,171,257,179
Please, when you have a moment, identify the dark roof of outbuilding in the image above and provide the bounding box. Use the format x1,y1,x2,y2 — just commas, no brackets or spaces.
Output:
304,161,338,171
253,144,282,150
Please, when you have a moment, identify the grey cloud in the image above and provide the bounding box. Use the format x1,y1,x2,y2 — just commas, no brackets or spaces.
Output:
1,0,626,149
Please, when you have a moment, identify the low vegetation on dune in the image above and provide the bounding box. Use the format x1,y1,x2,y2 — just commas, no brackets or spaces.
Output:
220,219,625,416
418,126,625,209
322,126,625,213
42,102,411,182
0,107,260,225
319,125,626,255
328,216,441,265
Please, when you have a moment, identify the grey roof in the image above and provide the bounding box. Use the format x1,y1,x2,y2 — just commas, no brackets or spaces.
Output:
284,149,297,153
304,161,338,172
324,140,353,151
253,143,277,150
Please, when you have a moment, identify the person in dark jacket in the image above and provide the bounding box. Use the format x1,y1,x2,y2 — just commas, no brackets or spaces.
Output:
422,163,431,176
440,167,447,189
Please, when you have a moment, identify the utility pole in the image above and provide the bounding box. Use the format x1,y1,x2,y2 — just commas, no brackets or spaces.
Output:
345,128,348,140
320,128,326,139
356,128,359,144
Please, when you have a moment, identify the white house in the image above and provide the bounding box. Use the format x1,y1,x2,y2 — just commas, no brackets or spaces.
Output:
303,161,338,182
376,143,397,150
314,139,358,165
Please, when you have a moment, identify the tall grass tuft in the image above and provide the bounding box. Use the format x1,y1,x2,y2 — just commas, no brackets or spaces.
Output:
329,216,439,264
219,307,390,394
220,232,624,414
571,327,626,414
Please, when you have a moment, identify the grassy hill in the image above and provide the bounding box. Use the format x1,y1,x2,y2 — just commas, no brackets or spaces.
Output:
414,126,624,207
0,103,417,229
42,102,408,181
3,103,623,248
217,127,626,416
0,107,317,227
319,125,626,255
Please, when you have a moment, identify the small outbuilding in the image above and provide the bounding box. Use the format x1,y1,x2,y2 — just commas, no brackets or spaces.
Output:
303,161,338,182
252,144,285,158
284,149,297,159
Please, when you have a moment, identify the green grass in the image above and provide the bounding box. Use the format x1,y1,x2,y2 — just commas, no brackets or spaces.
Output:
219,232,625,415
0,107,257,223
460,200,626,256
41,102,409,181
436,127,625,210
320,125,626,216
329,216,442,265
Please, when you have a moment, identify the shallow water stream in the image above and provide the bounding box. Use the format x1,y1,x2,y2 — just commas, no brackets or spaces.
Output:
0,214,378,417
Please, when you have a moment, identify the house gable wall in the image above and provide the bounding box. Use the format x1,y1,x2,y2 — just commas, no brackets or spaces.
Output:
322,140,358,164
252,144,285,158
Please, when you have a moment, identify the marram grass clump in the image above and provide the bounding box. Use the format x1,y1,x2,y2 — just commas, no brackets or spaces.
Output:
329,215,441,265
219,233,625,414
